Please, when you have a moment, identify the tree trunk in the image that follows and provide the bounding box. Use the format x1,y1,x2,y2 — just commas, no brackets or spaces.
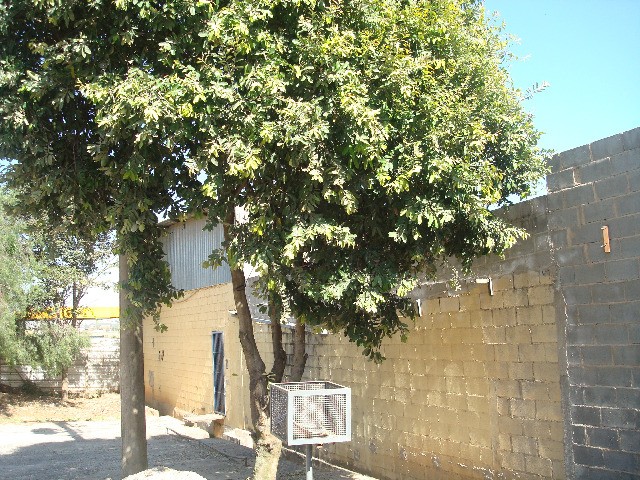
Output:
119,255,148,477
60,283,79,402
269,294,286,384
225,214,281,480
290,318,308,382
60,369,69,401
231,266,282,479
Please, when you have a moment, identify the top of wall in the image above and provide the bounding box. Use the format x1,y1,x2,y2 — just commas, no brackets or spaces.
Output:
547,126,640,193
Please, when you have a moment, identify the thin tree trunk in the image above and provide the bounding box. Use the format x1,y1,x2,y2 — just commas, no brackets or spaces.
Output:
290,317,308,382
269,294,286,384
225,214,281,480
231,266,282,479
61,283,79,402
119,255,148,477
60,370,69,401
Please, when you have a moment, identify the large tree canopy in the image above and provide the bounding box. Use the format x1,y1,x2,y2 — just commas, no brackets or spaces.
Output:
1,0,546,359
209,0,547,357
0,0,544,355
2,0,546,476
1,0,548,341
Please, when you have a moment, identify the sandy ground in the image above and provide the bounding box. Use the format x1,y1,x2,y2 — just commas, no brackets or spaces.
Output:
0,391,121,424
0,391,375,480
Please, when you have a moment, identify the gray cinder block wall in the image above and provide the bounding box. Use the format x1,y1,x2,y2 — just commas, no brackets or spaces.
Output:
547,127,640,479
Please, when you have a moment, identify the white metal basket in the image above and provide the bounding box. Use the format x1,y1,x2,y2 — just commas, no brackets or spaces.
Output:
270,381,351,446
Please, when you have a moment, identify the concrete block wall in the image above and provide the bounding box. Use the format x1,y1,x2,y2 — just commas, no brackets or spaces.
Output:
149,219,567,480
547,127,640,479
248,197,566,480
0,337,119,394
145,126,639,480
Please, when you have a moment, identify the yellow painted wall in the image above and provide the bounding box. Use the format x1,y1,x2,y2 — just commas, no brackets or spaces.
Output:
143,283,252,430
144,270,565,480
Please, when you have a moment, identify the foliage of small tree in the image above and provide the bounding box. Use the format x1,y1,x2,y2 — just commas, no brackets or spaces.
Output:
1,0,546,477
27,223,115,327
24,322,90,376
0,186,91,383
0,187,35,367
28,217,114,398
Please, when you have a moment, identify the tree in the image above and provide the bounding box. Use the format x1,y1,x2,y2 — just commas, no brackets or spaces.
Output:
1,1,546,478
26,218,114,399
1,2,190,474
28,227,114,328
0,186,90,386
0,186,36,369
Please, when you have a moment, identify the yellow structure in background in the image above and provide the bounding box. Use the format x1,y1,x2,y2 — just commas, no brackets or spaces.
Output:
31,306,119,320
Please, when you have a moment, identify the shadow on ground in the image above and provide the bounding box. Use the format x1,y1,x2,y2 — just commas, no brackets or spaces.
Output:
0,420,371,480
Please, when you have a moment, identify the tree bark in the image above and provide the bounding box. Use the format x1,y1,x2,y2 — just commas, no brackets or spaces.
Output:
269,295,287,384
225,214,281,480
231,266,282,479
119,255,148,477
60,283,79,402
290,317,308,382
60,370,69,401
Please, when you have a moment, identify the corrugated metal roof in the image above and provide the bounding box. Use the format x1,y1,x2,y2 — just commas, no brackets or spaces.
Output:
162,218,231,290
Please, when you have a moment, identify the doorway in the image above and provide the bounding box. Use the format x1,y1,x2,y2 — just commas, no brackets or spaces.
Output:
211,331,225,415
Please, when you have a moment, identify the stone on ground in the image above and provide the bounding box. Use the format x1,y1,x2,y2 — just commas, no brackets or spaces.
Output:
123,466,207,480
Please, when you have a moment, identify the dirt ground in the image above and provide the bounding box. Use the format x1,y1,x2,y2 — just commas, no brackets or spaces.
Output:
0,391,121,423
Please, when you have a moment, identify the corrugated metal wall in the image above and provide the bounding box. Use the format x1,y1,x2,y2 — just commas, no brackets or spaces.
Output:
162,218,231,290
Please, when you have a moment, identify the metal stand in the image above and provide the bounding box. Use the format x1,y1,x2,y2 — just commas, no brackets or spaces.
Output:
305,444,313,480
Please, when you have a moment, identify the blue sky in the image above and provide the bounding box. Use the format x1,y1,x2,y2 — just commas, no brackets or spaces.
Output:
484,0,640,154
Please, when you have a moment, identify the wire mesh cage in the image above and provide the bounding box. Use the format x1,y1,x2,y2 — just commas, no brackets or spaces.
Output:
270,381,351,446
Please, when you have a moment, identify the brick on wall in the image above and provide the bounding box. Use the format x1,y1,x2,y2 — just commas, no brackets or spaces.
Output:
0,337,119,394
142,283,249,427
146,192,566,480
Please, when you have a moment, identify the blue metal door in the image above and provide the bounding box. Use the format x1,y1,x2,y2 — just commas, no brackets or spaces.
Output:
212,332,225,415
